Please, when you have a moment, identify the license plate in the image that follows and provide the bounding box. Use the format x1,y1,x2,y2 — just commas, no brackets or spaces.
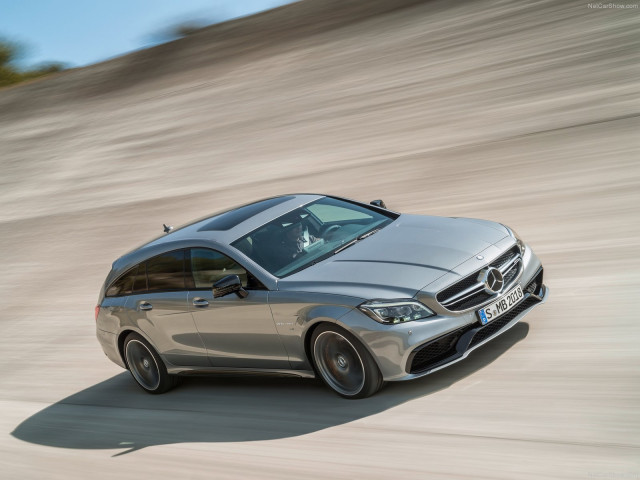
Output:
477,284,524,325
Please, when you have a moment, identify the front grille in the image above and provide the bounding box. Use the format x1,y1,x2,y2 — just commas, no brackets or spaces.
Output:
436,275,478,302
408,327,466,374
502,260,520,286
451,291,493,311
492,247,519,269
436,246,521,311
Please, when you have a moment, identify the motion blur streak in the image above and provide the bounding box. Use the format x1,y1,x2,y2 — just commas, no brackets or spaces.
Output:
0,0,638,478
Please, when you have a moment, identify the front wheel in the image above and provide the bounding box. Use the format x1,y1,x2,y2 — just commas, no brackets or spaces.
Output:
123,332,179,394
311,324,383,399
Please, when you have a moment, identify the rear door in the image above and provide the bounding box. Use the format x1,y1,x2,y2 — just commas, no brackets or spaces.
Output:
187,247,290,369
127,249,209,367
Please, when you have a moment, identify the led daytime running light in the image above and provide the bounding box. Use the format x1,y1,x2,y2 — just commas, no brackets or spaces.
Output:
359,300,435,324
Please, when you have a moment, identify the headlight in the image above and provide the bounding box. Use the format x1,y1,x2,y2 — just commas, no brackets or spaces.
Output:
358,299,435,324
502,224,526,255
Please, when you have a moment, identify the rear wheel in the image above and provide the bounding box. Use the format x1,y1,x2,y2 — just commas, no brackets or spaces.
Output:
124,332,179,394
311,324,383,399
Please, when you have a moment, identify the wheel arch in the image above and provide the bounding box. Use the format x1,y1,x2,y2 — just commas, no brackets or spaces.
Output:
303,318,384,377
117,328,157,368
306,320,385,398
303,320,331,370
333,313,387,376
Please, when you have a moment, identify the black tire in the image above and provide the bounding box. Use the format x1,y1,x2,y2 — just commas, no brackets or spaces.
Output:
311,324,384,399
123,332,180,394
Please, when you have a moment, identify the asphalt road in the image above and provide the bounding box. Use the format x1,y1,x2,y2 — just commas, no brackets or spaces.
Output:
0,0,638,478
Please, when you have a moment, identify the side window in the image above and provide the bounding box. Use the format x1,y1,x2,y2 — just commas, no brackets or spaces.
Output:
147,250,186,292
132,263,147,293
190,248,247,288
106,266,137,297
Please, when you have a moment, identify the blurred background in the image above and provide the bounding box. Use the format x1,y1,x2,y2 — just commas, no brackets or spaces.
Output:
0,0,638,478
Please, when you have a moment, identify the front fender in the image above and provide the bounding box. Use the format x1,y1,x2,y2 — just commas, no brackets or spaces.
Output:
268,291,359,370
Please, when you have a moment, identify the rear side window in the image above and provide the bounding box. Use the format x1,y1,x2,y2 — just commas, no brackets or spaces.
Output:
147,250,186,292
106,249,188,296
106,267,136,297
132,264,147,292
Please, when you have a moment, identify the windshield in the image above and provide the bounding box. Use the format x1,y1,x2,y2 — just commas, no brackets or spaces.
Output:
231,197,396,278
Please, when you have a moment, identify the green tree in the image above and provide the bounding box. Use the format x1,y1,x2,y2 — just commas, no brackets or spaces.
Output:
0,39,66,88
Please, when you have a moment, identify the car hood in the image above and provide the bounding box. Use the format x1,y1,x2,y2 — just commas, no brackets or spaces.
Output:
277,214,508,299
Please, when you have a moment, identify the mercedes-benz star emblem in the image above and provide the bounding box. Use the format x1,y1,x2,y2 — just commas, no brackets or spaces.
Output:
477,267,504,294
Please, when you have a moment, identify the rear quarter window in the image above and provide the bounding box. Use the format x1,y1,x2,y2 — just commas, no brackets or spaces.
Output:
106,266,136,297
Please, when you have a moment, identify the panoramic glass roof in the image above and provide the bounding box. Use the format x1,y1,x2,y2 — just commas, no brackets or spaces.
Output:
198,196,294,232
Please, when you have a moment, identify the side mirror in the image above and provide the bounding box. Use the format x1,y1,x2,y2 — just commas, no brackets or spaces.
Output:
213,274,248,298
370,199,387,209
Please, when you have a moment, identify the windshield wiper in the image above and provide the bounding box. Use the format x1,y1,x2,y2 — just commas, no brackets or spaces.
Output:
359,228,380,240
333,228,380,255
333,238,359,254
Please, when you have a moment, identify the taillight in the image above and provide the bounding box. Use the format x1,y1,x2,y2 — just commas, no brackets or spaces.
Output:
95,305,100,322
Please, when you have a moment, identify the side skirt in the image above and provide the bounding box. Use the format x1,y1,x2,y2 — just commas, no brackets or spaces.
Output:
165,364,316,379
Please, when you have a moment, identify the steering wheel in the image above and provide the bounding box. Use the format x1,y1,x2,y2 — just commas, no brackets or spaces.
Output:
322,224,342,241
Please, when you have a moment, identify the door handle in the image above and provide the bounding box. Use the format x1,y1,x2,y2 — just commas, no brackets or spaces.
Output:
192,298,209,307
139,302,153,311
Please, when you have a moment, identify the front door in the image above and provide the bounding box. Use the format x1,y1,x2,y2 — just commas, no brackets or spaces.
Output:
187,248,290,369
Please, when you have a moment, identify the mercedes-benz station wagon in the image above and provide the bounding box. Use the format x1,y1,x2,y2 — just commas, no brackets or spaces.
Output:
96,194,548,398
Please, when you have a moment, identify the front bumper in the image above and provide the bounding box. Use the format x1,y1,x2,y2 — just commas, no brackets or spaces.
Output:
337,247,548,381
403,275,548,379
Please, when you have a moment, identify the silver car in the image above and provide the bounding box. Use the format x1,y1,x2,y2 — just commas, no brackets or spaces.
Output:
96,194,548,398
